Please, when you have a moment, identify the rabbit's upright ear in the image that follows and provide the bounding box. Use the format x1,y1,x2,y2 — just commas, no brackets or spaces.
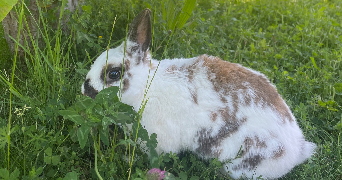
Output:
127,8,152,54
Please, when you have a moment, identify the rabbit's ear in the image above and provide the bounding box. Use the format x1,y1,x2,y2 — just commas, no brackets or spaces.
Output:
127,8,152,54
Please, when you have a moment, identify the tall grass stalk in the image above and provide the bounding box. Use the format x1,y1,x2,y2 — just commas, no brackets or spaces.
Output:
93,14,118,180
7,1,24,170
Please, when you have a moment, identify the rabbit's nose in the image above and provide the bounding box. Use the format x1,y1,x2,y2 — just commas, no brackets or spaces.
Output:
82,79,98,99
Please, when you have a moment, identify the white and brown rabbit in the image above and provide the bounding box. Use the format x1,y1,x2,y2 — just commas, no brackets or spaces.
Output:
82,8,316,179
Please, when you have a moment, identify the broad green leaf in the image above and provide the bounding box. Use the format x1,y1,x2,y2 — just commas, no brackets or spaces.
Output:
118,139,136,147
166,0,176,30
100,127,109,146
190,176,200,180
134,122,149,140
36,167,43,176
75,68,89,75
81,5,92,13
178,171,188,180
0,0,18,22
9,169,20,180
318,100,326,107
163,172,176,180
74,97,94,111
335,83,342,95
146,133,158,149
51,155,60,165
59,110,85,125
44,156,52,164
116,112,134,124
44,147,52,156
334,121,342,131
89,115,102,123
93,104,105,116
177,0,196,29
0,168,10,179
102,116,116,128
77,125,90,149
63,171,78,180
95,86,119,104
116,102,136,114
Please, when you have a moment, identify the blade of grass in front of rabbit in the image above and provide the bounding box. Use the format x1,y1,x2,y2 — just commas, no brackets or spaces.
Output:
144,7,158,97
120,14,129,101
94,14,118,180
130,8,176,178
103,15,117,89
123,11,143,171
122,11,136,180
129,8,156,180
132,9,177,169
143,11,175,103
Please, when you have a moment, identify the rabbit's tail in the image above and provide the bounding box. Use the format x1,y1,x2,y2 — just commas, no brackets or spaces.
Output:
297,140,316,164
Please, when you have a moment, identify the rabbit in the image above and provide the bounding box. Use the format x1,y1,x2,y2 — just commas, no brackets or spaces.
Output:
81,8,316,179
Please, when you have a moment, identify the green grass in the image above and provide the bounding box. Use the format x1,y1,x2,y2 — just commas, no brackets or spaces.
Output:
1,0,342,179
0,23,12,69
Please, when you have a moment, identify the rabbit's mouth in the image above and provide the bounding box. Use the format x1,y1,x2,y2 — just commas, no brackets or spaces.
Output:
82,79,98,99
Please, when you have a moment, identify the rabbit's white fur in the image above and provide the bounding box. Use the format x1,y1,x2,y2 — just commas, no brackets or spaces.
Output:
82,9,316,179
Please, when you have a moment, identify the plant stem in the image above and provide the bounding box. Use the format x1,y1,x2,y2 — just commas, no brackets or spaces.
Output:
94,142,103,180
7,2,24,170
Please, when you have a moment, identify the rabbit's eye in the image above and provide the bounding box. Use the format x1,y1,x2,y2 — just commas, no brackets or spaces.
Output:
108,69,121,80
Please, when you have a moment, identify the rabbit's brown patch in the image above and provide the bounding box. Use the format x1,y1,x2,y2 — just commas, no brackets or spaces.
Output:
186,64,196,82
232,154,264,171
123,78,130,92
125,50,132,58
219,95,227,103
196,128,228,156
166,65,177,73
243,137,254,155
218,107,247,129
255,136,267,148
196,111,246,155
125,59,131,71
124,60,133,77
210,112,218,122
213,149,223,157
190,89,198,104
196,94,247,154
273,146,285,159
199,55,294,123
243,136,267,155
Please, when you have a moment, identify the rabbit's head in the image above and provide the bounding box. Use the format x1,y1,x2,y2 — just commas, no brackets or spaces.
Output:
81,9,152,99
